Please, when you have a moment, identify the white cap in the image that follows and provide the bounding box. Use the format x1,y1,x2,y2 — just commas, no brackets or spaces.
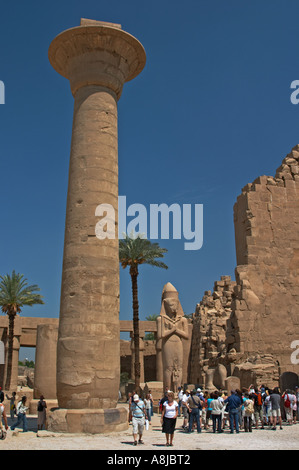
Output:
197,388,201,392
133,394,139,402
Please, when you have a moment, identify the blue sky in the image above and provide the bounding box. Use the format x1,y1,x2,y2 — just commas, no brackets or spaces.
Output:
1,0,299,360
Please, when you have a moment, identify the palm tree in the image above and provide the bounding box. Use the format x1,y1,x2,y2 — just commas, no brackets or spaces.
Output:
119,234,168,393
0,271,44,390
144,314,159,340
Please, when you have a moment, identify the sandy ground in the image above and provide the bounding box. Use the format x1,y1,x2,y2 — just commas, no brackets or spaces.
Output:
1,410,299,451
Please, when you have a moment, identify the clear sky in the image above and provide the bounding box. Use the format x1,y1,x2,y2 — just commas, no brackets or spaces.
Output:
1,0,299,360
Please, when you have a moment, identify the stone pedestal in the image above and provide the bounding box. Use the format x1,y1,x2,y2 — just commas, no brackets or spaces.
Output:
48,19,145,432
47,407,128,434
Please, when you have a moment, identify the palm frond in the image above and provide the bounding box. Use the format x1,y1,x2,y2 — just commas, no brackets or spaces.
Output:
119,234,168,270
0,270,44,312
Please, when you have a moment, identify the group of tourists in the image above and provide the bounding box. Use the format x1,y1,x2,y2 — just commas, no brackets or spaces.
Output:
0,390,47,437
128,384,299,446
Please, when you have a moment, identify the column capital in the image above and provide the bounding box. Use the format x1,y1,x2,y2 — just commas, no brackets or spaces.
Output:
48,20,146,99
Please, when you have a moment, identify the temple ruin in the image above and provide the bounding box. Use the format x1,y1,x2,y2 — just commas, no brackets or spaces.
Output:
188,145,299,392
1,17,299,431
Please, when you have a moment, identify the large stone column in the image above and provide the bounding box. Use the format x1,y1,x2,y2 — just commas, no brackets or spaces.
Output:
47,19,146,433
34,324,58,399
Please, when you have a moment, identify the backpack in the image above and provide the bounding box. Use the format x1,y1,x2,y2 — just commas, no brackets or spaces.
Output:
284,394,291,408
38,401,44,412
245,399,254,414
257,393,263,406
191,396,202,410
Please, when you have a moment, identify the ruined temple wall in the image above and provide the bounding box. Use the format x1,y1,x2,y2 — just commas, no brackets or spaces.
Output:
188,276,235,385
231,145,299,374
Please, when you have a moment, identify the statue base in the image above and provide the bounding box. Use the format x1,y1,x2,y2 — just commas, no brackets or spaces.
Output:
47,407,128,434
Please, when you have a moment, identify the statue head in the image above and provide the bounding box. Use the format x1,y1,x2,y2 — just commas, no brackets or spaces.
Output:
164,297,179,319
159,282,184,319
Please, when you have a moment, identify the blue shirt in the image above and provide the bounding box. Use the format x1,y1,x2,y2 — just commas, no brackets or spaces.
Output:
224,394,242,410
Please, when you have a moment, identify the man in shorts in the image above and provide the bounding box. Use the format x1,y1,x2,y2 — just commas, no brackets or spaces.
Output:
129,394,147,445
270,388,283,430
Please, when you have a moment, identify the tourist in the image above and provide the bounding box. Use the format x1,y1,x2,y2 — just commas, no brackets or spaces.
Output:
129,394,147,445
144,393,152,425
11,396,29,432
263,389,272,426
6,391,16,420
198,391,205,429
201,392,208,429
292,390,297,424
243,393,254,432
224,390,243,433
37,395,47,431
210,391,224,433
269,387,283,430
159,387,169,412
236,389,244,429
206,393,213,429
0,400,8,438
221,391,229,430
161,391,178,446
186,389,203,433
181,389,190,430
178,387,183,417
295,386,299,421
282,389,294,425
251,387,264,429
127,392,134,423
127,392,133,404
148,389,154,417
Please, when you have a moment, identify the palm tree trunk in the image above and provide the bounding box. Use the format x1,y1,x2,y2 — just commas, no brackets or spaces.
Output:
130,266,141,395
5,312,15,390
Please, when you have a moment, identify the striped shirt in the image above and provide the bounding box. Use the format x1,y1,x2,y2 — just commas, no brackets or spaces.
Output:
130,400,145,418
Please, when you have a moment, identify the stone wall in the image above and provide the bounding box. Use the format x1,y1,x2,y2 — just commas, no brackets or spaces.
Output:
188,276,235,386
188,145,299,390
230,145,299,377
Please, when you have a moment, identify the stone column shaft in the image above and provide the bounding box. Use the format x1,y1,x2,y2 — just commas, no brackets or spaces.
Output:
56,85,120,409
48,19,146,421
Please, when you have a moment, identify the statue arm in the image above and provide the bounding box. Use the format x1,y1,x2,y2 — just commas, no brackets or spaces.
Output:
156,317,162,350
160,316,176,339
174,319,189,339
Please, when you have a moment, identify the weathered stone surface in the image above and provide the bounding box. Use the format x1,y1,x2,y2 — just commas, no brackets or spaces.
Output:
48,19,146,416
47,407,128,434
34,324,57,399
188,276,236,387
231,145,299,381
189,145,299,390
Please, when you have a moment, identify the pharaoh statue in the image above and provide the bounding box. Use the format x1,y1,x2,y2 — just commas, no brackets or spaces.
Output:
156,283,190,391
